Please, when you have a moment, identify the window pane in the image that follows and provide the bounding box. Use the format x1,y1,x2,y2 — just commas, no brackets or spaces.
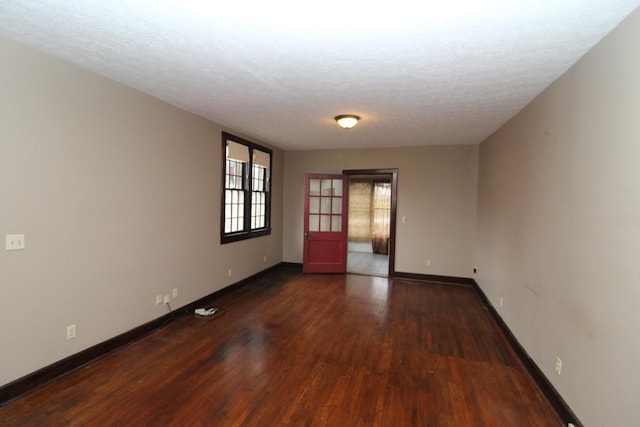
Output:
332,179,343,197
320,215,331,231
332,215,342,232
309,179,320,196
321,179,333,196
332,197,342,214
225,188,245,233
252,165,266,191
251,190,266,230
309,215,320,232
226,160,244,190
320,197,331,214
309,197,320,214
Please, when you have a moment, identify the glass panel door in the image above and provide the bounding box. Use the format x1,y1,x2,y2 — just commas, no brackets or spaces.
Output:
303,174,348,273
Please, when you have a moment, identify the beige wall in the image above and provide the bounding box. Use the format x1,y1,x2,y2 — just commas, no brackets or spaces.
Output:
0,36,283,386
283,146,478,277
476,8,640,426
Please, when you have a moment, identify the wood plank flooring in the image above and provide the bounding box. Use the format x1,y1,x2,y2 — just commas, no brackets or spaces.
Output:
0,268,561,426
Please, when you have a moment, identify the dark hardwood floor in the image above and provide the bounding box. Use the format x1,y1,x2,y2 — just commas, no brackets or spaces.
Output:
0,268,561,426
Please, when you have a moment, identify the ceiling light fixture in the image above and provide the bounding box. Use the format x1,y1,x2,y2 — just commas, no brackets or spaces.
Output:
335,115,360,129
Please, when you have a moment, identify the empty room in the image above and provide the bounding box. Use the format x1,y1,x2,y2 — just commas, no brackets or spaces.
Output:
1,2,639,426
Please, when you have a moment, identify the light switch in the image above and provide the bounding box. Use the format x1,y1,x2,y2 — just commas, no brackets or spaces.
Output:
5,234,25,250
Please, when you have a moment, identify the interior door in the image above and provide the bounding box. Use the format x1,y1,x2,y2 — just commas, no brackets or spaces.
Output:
303,174,347,273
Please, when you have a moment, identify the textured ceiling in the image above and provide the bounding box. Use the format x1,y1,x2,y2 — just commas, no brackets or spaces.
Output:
1,1,639,150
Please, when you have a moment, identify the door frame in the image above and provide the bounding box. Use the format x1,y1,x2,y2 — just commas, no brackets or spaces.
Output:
343,168,398,277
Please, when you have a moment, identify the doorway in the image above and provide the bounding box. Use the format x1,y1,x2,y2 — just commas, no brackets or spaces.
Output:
343,169,398,277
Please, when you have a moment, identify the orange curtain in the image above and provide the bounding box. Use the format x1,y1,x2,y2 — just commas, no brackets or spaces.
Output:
371,182,391,254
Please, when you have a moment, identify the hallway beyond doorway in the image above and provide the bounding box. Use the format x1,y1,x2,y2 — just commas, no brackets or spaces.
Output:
347,242,389,277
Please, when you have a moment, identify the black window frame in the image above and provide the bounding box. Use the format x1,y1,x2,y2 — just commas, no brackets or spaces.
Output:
221,132,272,244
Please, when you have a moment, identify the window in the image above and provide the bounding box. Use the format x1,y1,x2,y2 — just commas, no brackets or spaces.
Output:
221,132,272,243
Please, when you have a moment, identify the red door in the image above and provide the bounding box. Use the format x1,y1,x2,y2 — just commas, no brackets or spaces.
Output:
303,174,347,273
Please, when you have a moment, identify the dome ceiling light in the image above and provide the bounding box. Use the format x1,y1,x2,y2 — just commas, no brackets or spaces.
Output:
335,115,360,129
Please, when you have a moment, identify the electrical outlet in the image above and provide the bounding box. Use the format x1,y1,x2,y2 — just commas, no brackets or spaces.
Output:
499,296,503,307
156,295,163,305
163,294,170,304
555,356,563,376
66,324,76,340
228,268,232,277
426,259,431,267
5,234,25,251
263,255,267,263
172,288,178,299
